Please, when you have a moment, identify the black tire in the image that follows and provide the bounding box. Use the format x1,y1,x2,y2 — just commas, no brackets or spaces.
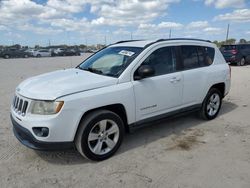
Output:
37,54,41,58
4,54,10,59
240,57,246,66
200,88,222,120
75,110,124,161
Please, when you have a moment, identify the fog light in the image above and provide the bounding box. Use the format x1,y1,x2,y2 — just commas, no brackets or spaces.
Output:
32,127,49,137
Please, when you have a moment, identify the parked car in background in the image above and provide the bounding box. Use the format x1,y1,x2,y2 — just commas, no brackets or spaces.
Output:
33,49,51,57
53,48,65,56
25,49,37,57
221,44,250,66
57,49,80,56
0,48,30,59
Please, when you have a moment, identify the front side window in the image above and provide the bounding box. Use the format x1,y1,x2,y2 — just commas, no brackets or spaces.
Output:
139,47,176,77
79,47,143,77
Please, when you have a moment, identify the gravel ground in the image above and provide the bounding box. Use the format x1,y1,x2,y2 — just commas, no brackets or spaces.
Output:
0,56,250,188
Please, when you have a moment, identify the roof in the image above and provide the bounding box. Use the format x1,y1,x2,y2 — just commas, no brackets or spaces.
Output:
111,38,212,48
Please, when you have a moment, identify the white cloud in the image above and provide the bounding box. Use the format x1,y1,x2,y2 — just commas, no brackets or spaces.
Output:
214,9,250,22
203,27,223,34
158,22,183,29
139,21,183,30
17,23,63,35
0,0,181,35
46,0,85,14
187,21,209,29
204,0,245,9
89,0,180,26
0,25,8,31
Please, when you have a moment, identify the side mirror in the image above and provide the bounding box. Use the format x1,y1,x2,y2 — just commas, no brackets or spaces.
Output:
134,65,155,80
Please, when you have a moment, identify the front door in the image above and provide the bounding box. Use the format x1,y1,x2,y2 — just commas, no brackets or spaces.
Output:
132,46,183,121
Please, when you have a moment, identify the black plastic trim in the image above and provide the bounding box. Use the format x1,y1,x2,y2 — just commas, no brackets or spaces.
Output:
11,115,74,151
129,104,201,131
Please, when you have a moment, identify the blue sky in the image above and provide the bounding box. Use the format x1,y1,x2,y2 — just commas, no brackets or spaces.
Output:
0,0,250,46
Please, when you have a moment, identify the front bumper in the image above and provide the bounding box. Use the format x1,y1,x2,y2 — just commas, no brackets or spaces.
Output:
11,115,74,151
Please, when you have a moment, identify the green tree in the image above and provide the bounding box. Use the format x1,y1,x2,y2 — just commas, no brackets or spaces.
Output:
239,38,247,44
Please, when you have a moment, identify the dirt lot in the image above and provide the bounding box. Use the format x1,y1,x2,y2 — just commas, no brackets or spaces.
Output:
0,56,250,188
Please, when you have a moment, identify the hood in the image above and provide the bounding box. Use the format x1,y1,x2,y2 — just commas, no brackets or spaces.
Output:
17,68,118,100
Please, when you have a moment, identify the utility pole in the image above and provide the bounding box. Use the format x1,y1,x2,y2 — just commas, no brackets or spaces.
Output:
104,35,107,45
169,29,172,39
226,24,230,44
130,32,133,40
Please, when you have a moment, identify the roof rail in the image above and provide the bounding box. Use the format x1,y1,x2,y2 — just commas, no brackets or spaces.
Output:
114,40,143,44
143,38,211,49
155,38,211,43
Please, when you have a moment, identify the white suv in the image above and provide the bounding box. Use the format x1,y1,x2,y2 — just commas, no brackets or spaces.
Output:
11,39,231,161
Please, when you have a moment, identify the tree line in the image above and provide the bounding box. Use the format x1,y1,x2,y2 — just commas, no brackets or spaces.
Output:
213,38,250,47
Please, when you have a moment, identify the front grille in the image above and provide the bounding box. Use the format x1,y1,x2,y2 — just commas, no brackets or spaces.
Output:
13,95,29,116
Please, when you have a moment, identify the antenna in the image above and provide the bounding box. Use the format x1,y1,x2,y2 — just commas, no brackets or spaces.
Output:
66,31,73,68
226,24,230,44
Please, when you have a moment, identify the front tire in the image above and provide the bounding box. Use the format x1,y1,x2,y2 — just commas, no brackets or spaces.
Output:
75,110,124,161
200,88,222,120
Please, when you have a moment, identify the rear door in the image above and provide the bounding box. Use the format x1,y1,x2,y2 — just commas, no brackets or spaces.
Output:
179,45,212,106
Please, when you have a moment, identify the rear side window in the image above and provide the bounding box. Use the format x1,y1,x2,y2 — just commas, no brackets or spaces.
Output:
181,46,200,70
181,45,214,69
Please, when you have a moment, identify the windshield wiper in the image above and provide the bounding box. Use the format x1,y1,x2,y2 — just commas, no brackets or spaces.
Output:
80,67,103,74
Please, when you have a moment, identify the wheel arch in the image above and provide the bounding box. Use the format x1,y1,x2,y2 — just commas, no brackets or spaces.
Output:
74,103,129,141
209,82,225,98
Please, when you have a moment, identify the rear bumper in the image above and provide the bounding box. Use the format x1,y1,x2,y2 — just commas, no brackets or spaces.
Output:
224,56,239,64
11,115,74,151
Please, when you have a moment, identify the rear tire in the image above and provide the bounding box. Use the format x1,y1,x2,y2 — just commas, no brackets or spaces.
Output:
200,88,222,120
75,110,124,161
238,57,245,66
4,54,10,59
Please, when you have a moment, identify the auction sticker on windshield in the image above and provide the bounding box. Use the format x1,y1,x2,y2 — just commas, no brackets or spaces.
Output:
118,50,135,57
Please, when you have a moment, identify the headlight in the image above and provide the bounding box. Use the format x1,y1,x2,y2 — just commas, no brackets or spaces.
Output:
30,101,64,115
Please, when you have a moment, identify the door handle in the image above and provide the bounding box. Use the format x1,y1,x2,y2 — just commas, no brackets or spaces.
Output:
170,77,181,83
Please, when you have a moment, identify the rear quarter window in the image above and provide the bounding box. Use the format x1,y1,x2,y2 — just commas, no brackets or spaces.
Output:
204,47,215,66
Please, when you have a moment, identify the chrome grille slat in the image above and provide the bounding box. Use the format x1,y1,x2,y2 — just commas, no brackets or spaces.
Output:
12,95,29,116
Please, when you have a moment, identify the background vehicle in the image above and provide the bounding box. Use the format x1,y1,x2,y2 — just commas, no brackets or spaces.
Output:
11,39,230,161
0,48,30,59
25,49,37,57
57,49,80,56
33,49,51,57
52,48,65,56
221,44,250,66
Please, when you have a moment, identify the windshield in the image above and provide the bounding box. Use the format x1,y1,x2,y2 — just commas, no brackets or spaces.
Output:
78,46,143,77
